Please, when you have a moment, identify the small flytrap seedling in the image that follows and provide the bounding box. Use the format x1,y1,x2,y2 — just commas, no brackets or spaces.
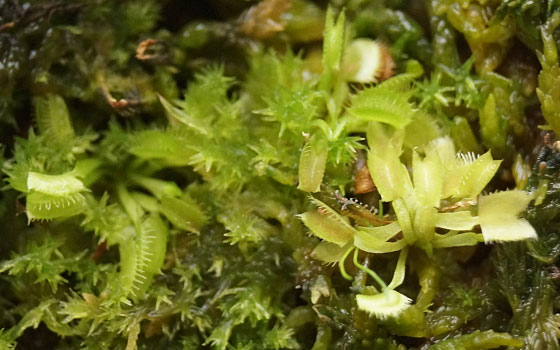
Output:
300,128,537,317
297,8,537,320
4,94,208,304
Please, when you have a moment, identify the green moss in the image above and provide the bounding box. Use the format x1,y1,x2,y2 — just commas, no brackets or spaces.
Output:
0,0,559,349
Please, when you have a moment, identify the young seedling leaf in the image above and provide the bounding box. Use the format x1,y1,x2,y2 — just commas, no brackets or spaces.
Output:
158,94,210,135
28,172,87,197
298,134,328,192
312,241,352,264
366,121,405,152
299,198,356,246
387,248,408,290
132,192,160,213
367,145,408,202
357,221,401,241
392,198,415,244
129,130,193,166
322,7,345,75
299,210,354,246
478,190,536,242
455,152,501,199
425,136,458,169
26,192,86,221
436,211,479,230
432,232,484,248
413,205,437,246
356,289,412,320
413,151,443,207
160,195,207,233
119,214,168,299
34,94,75,147
354,229,407,253
350,88,414,129
128,174,183,199
404,111,441,149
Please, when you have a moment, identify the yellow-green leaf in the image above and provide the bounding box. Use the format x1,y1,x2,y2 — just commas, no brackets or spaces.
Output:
436,211,478,230
455,152,501,199
298,134,328,192
28,172,87,197
357,222,401,241
312,241,351,264
478,190,536,242
160,196,207,233
368,146,409,202
432,232,484,248
299,199,356,246
413,151,443,207
354,229,407,254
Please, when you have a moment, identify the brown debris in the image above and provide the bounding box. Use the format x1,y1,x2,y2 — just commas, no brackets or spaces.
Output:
92,241,107,261
136,39,159,61
0,22,15,31
354,164,376,194
544,132,553,147
100,82,131,110
144,317,171,338
440,198,478,212
239,0,292,40
376,42,395,82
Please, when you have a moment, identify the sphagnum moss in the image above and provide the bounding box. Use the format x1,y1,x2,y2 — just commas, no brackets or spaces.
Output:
0,0,559,349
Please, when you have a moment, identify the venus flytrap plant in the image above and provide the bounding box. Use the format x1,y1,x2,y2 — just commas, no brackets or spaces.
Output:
300,195,413,318
1,94,96,222
300,128,537,319
0,1,557,349
297,8,365,194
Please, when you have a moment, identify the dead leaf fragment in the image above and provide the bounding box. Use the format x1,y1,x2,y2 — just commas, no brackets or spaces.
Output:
239,0,292,40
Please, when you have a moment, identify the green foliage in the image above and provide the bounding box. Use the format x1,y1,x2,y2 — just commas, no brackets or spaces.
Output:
0,239,85,293
349,79,415,128
0,330,16,350
118,214,168,299
537,13,560,136
298,134,328,192
320,7,346,91
0,1,559,349
428,330,523,349
34,94,75,150
495,243,560,350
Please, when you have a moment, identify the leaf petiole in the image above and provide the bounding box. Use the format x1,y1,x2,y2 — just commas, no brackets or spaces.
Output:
353,249,386,291
338,246,355,281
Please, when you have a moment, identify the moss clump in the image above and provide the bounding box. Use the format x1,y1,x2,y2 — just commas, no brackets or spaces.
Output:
1,0,560,349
